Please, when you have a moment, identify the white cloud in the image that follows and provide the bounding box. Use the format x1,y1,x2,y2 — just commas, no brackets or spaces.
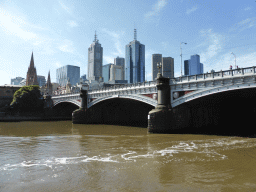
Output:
145,0,168,18
102,28,124,56
244,7,252,11
59,1,72,15
68,20,78,28
0,8,38,41
186,6,198,15
55,61,62,68
199,29,222,64
58,39,74,53
231,17,256,32
103,56,114,64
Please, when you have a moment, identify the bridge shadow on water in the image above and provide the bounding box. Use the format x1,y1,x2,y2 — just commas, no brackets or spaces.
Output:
52,102,79,120
84,98,154,128
172,87,256,137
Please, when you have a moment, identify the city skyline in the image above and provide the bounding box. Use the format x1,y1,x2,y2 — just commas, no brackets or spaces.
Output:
0,0,256,85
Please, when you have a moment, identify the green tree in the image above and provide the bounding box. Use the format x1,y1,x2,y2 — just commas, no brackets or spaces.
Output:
10,85,44,112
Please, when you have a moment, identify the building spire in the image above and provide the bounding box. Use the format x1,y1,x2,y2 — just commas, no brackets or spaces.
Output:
30,51,34,68
134,28,137,41
47,70,51,85
94,31,97,42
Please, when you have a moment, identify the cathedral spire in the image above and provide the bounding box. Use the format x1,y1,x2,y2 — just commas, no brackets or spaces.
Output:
46,70,52,95
30,52,35,68
26,52,38,86
47,70,51,85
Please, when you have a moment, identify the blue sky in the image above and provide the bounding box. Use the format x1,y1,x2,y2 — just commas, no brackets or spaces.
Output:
0,0,256,85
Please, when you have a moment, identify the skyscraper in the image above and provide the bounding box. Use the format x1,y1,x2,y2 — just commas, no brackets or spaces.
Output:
184,60,189,76
26,52,39,86
88,31,103,81
56,65,80,86
152,54,162,80
114,56,125,80
184,54,204,76
11,77,24,85
125,29,145,83
102,64,112,83
37,75,46,87
162,57,174,79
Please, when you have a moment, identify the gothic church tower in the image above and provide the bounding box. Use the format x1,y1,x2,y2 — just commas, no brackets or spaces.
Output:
26,52,39,86
46,70,52,95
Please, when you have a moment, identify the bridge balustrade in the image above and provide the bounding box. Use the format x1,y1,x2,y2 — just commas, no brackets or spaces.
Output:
172,66,256,84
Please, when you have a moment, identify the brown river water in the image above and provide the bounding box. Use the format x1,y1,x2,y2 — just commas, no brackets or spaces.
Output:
0,121,256,192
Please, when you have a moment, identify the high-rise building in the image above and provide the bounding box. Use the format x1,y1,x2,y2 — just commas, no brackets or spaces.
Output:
125,29,145,83
88,31,103,81
152,54,162,80
81,74,87,81
11,77,24,85
37,75,46,87
56,65,80,86
26,52,39,86
184,54,204,76
102,64,112,83
110,64,123,81
184,60,189,76
162,57,174,79
114,56,125,80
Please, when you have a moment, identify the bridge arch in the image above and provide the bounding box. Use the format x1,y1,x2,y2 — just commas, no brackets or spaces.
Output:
85,96,155,127
172,83,256,108
53,100,81,107
171,85,256,136
88,94,157,108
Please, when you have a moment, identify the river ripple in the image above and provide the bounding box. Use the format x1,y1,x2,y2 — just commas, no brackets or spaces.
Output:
0,121,256,191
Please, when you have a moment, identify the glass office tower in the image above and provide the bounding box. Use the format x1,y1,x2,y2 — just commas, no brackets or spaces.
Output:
125,29,145,83
56,65,80,86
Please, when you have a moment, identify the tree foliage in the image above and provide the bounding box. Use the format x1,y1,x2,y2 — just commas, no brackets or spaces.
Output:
10,85,44,111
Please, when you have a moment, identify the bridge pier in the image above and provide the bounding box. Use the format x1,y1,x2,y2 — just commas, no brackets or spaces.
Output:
148,74,173,133
72,90,87,124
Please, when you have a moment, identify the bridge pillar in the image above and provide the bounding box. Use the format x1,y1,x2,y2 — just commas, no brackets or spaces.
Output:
72,90,88,124
148,73,173,133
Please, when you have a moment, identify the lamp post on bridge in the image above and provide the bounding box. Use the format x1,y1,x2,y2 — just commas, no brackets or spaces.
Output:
157,62,162,78
180,42,187,77
231,52,236,69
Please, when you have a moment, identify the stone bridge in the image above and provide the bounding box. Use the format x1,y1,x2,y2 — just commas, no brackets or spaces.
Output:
52,66,256,136
52,66,256,109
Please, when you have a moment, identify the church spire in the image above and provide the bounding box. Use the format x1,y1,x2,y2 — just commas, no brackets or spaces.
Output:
46,70,52,95
30,51,35,68
26,52,38,86
47,70,51,85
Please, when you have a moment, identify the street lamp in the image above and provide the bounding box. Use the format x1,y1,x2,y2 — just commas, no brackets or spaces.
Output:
157,62,162,78
231,52,236,69
180,42,187,76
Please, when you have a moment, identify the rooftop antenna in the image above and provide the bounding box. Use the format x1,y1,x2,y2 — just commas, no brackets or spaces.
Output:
134,28,137,41
94,31,97,42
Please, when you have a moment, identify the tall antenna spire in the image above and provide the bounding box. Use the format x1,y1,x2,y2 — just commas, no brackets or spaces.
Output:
134,28,137,41
94,31,97,42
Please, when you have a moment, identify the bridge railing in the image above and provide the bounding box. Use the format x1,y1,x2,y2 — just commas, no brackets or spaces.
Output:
172,66,256,83
88,81,157,94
